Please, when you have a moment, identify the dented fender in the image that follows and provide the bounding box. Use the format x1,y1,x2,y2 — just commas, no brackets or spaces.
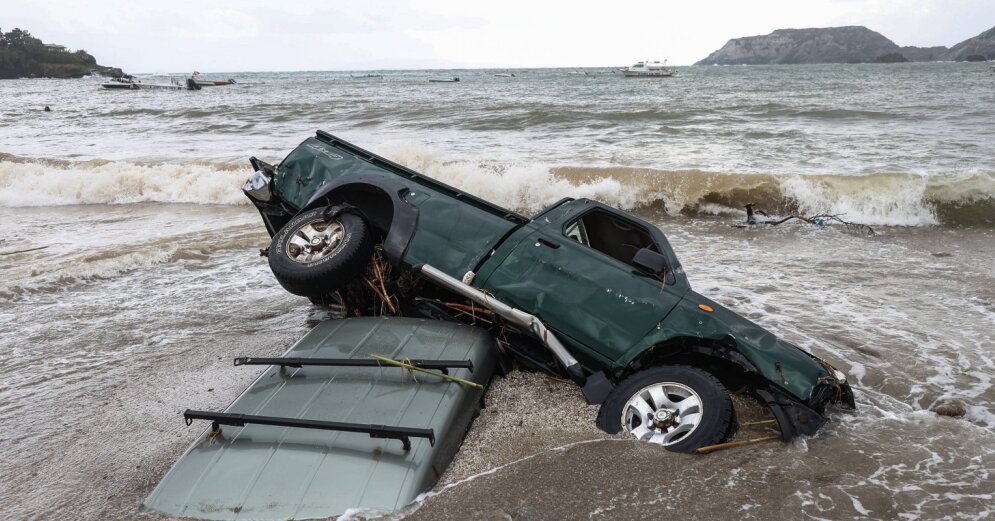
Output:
619,291,846,409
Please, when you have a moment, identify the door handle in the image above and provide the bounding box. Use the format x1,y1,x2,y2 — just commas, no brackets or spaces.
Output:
537,238,560,249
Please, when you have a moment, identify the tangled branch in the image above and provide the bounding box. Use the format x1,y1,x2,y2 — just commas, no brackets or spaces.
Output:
742,204,875,235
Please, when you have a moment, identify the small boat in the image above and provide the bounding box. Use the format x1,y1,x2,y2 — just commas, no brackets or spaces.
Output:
351,73,384,79
494,73,515,77
192,78,236,87
100,77,199,90
429,76,460,82
621,60,673,77
136,82,187,90
101,78,139,90
190,71,236,87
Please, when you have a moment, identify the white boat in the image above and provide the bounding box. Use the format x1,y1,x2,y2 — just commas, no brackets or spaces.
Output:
494,73,515,78
101,78,139,90
621,60,673,77
429,76,460,83
100,78,196,90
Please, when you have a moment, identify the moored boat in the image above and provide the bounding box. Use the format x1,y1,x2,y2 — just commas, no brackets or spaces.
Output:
192,78,236,86
100,77,197,90
621,60,673,77
429,76,460,82
190,72,236,86
100,79,138,90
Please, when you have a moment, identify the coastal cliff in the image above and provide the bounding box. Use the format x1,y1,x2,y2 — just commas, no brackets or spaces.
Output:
0,28,122,79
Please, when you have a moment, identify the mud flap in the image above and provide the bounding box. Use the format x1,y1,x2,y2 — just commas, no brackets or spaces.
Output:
755,389,827,441
581,370,614,405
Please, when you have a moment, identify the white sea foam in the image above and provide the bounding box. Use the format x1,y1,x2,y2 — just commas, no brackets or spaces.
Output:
0,159,250,207
2,149,992,227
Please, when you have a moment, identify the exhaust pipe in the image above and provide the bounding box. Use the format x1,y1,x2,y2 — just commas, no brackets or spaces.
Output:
416,264,586,386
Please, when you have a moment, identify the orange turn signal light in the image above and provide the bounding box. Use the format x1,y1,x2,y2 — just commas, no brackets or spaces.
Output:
698,304,714,312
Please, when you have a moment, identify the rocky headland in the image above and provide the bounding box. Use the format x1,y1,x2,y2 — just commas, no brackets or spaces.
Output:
0,27,123,79
697,25,995,65
943,25,995,62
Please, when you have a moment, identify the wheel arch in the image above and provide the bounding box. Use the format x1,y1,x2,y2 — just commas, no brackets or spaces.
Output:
620,337,763,394
301,175,418,265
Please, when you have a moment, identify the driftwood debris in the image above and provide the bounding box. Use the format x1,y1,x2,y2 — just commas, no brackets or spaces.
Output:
370,354,483,389
741,203,875,235
360,247,399,315
0,245,50,256
695,435,781,454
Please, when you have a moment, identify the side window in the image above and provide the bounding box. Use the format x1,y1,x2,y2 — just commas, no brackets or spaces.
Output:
564,210,659,267
564,220,589,245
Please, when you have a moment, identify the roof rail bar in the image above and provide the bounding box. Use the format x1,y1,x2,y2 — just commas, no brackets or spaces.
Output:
183,410,435,451
233,357,473,375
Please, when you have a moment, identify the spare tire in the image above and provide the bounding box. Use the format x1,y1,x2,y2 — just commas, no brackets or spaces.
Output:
268,207,374,297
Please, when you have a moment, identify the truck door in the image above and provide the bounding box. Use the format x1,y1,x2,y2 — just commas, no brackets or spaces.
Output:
481,204,686,361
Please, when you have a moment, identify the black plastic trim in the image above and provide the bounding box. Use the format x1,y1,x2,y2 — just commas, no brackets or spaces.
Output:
233,357,473,375
183,410,435,451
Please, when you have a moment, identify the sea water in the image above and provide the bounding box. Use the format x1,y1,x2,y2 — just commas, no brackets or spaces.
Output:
1,63,993,519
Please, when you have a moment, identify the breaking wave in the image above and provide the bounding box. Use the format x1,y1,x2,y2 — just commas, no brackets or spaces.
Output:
2,151,993,226
387,145,995,227
0,154,250,206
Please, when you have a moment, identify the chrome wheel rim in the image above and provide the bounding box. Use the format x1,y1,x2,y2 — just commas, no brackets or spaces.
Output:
621,382,703,446
285,218,345,264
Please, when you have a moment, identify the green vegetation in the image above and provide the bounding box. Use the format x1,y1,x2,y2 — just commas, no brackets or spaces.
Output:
0,27,119,79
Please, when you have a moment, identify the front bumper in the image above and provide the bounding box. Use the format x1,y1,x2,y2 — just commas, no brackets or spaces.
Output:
759,374,855,441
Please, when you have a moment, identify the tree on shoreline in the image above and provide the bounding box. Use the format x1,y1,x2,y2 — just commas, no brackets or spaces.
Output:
0,27,111,79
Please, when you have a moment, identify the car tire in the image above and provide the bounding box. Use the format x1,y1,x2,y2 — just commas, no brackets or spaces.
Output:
268,207,374,297
597,365,735,453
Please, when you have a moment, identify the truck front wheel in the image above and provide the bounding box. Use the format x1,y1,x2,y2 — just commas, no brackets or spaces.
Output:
267,207,374,297
597,366,735,453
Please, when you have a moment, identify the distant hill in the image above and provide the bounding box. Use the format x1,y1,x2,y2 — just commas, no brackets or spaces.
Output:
696,25,995,65
0,27,122,79
900,45,949,62
942,26,995,61
696,27,905,65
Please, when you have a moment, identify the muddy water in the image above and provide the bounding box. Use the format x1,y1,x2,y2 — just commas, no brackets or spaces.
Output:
2,64,994,519
1,203,992,520
408,218,995,520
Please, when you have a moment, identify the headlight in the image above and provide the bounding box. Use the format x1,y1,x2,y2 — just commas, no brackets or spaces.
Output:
242,170,272,202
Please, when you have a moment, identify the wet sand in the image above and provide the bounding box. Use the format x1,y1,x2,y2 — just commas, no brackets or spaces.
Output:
3,328,303,520
3,205,994,520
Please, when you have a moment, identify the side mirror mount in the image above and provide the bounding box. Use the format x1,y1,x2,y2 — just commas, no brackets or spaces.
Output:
632,248,667,278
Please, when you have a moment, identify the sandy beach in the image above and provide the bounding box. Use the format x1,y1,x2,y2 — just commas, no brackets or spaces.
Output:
2,62,994,520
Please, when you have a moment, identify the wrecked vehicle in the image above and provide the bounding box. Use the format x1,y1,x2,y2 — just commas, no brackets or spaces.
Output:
242,130,856,453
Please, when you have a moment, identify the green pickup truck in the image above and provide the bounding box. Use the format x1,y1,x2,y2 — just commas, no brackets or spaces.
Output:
242,130,855,453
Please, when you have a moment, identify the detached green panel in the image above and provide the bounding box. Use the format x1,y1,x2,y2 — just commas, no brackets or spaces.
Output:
143,318,498,520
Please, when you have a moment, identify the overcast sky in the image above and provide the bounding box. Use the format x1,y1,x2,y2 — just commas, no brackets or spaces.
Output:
4,0,993,72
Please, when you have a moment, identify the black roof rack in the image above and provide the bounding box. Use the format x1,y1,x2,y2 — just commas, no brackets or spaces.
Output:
183,410,435,451
233,357,473,375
